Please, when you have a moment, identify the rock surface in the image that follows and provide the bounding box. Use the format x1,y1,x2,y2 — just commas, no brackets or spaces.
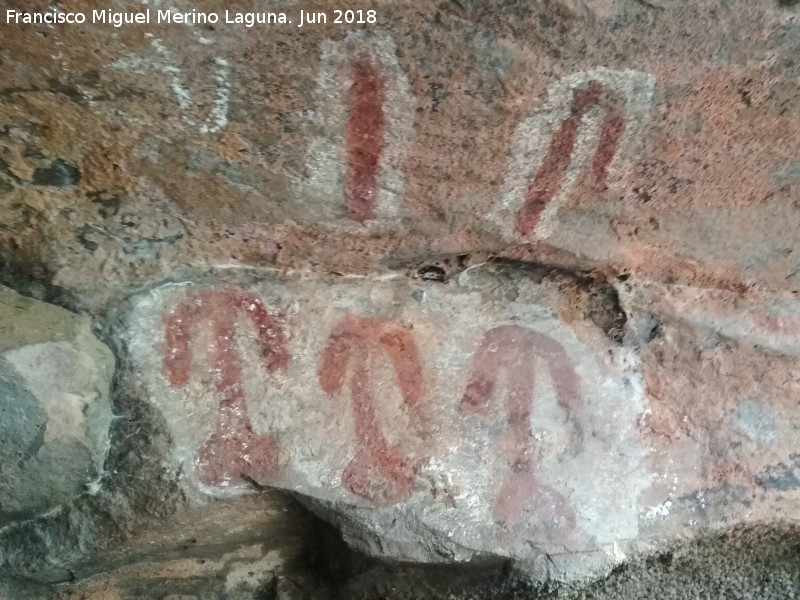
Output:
0,0,799,310
2,0,800,596
123,266,643,576
0,285,114,527
119,265,800,583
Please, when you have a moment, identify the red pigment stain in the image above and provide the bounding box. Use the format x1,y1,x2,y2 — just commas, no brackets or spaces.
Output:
461,325,581,529
318,314,424,505
592,108,625,183
163,289,289,487
748,312,800,336
495,471,576,538
516,81,626,237
345,59,385,222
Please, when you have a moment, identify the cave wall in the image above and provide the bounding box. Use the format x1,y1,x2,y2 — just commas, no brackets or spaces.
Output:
2,0,800,597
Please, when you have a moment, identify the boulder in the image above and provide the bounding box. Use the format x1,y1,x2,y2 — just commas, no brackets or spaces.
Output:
122,266,800,582
122,266,638,581
0,285,114,526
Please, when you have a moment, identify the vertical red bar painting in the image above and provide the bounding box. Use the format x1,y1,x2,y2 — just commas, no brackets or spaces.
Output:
300,31,414,224
346,58,385,222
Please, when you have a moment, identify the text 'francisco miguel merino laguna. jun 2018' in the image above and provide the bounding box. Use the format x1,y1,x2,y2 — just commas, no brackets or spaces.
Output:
4,8,379,28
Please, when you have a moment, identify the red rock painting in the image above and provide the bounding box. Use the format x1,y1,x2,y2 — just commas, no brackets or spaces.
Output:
461,325,582,531
346,58,385,222
163,289,289,487
302,32,413,224
318,314,425,505
515,81,625,237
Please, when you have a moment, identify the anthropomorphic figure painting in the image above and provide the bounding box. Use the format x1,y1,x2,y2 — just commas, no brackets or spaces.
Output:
461,325,582,534
163,289,289,487
318,314,425,505
129,276,646,559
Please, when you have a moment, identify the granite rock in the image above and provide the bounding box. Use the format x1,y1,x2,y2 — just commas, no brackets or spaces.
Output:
0,285,114,526
119,265,800,583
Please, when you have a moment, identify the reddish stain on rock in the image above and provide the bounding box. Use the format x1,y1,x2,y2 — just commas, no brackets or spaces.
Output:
163,289,289,487
318,314,424,505
495,471,576,538
461,325,581,529
346,59,385,223
516,82,626,237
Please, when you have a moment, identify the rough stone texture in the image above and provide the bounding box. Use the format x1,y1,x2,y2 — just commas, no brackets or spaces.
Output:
47,493,332,600
122,266,643,578
0,284,114,526
3,0,800,596
118,264,800,584
36,525,800,600
1,0,799,311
